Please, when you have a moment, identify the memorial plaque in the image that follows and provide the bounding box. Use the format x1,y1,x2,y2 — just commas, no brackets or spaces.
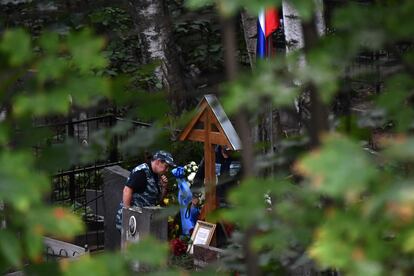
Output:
121,206,167,250
188,220,216,254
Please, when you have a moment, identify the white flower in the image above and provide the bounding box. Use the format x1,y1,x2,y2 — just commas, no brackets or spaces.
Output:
187,172,196,183
183,161,199,176
264,194,272,205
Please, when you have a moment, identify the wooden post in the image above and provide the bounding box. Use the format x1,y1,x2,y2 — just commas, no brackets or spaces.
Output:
204,112,216,216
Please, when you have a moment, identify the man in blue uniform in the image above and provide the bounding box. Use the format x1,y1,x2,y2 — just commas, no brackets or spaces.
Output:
115,150,175,230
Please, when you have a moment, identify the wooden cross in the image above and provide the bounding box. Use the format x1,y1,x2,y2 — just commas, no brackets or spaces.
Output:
179,95,241,217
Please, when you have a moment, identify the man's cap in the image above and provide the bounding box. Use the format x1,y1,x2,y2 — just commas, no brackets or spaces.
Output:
153,150,176,167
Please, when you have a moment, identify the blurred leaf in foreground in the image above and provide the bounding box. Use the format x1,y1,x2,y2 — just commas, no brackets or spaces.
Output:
295,134,378,202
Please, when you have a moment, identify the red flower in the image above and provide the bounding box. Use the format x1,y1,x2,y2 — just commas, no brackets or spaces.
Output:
170,238,187,256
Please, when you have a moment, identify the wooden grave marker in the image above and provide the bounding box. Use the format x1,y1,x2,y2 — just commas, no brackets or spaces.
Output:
179,94,241,217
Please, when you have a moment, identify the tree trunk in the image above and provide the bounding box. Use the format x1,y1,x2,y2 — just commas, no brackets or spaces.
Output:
240,9,257,68
282,0,305,53
221,15,259,275
282,0,325,62
127,0,188,115
315,0,326,37
302,17,329,147
282,0,328,147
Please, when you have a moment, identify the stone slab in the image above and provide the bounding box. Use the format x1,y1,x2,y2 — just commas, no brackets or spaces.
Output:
193,244,224,268
44,237,87,259
102,165,129,251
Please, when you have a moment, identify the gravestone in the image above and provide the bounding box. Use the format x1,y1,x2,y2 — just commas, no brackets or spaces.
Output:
193,244,224,268
121,206,167,273
102,165,129,251
121,206,167,250
5,237,87,276
44,237,87,260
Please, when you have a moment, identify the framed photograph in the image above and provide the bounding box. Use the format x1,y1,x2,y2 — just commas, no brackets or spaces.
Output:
188,220,216,254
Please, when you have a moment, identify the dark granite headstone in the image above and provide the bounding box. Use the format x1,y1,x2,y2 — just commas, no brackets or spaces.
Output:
102,165,129,251
121,206,167,272
121,206,167,250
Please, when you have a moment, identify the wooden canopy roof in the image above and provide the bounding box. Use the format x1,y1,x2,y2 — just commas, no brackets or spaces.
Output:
179,94,241,150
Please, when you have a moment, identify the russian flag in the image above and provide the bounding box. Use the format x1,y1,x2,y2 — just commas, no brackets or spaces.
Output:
257,8,279,59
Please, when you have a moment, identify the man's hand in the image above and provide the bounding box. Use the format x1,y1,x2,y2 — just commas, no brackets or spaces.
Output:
160,174,168,187
160,175,168,199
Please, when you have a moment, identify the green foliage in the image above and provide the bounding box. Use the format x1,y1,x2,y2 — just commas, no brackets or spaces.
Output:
174,17,223,72
60,236,171,275
125,236,169,267
377,74,414,131
0,28,32,66
186,0,283,16
0,1,218,275
207,0,414,274
0,151,48,211
67,29,108,73
383,136,414,162
221,178,282,229
62,255,125,276
89,7,131,31
0,26,172,274
88,7,142,77
132,91,170,121
223,59,300,113
0,28,96,272
295,135,378,200
2,0,414,275
0,230,22,267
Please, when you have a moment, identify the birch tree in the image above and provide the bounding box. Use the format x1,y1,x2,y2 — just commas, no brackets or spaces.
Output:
282,0,325,55
240,10,257,69
127,0,188,114
282,0,327,146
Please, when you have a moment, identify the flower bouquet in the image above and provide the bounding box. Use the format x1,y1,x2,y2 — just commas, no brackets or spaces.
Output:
183,161,198,184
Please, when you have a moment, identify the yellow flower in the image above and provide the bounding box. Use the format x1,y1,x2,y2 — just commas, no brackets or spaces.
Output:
163,198,170,205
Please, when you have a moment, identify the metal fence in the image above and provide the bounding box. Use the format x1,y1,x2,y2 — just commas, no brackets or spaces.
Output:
348,50,392,95
43,114,151,251
52,161,124,251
